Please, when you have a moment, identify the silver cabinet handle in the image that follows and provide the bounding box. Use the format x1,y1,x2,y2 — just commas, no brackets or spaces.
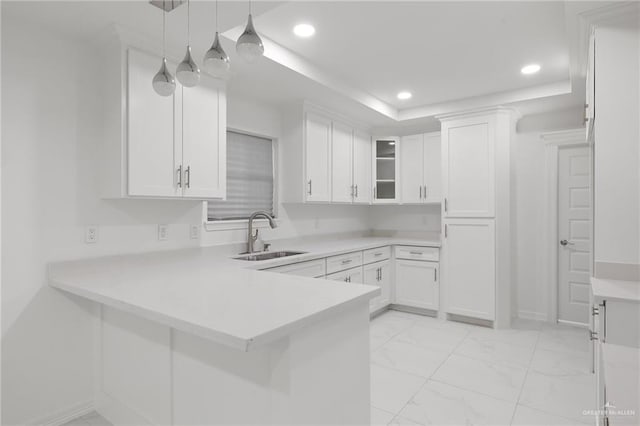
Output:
434,268,437,281
409,251,423,255
176,165,182,188
341,259,353,264
355,184,358,198
419,186,423,199
307,180,312,195
444,198,448,212
424,185,428,199
185,166,191,188
444,224,448,238
560,239,574,246
374,252,383,257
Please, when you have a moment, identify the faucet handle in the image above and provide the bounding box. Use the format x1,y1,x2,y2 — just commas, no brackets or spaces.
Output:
263,243,271,252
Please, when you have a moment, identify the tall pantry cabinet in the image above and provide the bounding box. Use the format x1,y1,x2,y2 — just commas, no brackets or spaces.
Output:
438,109,518,328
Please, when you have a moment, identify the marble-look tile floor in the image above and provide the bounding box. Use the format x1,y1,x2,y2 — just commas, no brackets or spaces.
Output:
62,412,112,426
370,310,595,426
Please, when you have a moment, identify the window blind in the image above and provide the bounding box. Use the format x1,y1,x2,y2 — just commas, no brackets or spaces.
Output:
208,131,274,221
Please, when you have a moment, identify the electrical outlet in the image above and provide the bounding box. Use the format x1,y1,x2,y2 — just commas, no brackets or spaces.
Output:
158,224,168,241
85,225,99,244
190,225,200,240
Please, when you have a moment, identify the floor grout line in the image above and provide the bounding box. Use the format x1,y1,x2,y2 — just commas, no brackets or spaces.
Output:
508,326,542,425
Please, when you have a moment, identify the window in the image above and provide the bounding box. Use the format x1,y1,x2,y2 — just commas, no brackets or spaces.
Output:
207,131,275,221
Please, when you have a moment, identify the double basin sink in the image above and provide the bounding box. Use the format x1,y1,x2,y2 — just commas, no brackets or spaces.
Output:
233,251,307,261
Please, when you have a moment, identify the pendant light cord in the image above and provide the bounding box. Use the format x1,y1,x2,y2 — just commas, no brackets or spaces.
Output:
215,0,218,31
187,0,191,44
162,0,166,56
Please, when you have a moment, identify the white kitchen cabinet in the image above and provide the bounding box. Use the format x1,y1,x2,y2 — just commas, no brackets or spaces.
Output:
395,259,439,311
373,137,400,203
264,258,326,278
127,49,181,198
364,260,391,313
326,266,363,283
441,219,495,321
441,118,495,217
352,130,372,204
331,122,354,203
399,132,441,204
305,112,333,202
103,47,226,200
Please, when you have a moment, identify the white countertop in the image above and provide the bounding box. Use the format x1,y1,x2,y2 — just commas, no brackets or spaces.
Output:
601,343,640,425
591,277,640,303
49,236,438,351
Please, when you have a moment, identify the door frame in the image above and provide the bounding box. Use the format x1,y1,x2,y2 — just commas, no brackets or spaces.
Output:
541,129,591,324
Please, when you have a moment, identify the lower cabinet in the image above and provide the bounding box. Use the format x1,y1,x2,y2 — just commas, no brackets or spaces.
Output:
364,260,391,313
394,259,439,310
441,219,495,321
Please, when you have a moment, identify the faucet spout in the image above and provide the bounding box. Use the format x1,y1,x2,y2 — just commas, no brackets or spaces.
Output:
247,210,277,254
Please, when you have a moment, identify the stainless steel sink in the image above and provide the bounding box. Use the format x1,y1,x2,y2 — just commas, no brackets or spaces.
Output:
233,251,307,261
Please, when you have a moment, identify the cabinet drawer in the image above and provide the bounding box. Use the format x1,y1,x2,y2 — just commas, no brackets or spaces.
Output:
265,258,326,278
326,266,363,283
395,246,439,261
363,246,391,264
326,251,364,274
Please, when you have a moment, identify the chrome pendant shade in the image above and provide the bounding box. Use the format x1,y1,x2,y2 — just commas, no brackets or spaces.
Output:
176,45,200,87
152,1,176,96
236,14,264,62
203,32,230,79
153,57,176,96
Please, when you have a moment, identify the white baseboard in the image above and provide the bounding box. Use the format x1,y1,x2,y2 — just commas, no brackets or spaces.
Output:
28,400,94,426
517,309,547,321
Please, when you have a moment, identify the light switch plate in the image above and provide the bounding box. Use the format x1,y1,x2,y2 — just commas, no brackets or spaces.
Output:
158,224,168,241
85,225,99,244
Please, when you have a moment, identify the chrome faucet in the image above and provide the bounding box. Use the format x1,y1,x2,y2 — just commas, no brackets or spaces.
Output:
247,211,277,254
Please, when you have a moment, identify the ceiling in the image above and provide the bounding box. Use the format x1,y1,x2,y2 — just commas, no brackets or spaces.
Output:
2,1,622,131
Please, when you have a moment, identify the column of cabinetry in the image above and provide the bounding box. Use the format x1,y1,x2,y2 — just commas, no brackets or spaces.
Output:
102,46,226,200
399,132,441,204
439,109,516,327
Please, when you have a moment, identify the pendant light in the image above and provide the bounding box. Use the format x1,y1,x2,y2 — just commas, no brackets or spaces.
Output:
152,1,176,96
203,0,230,78
176,0,200,87
236,0,264,62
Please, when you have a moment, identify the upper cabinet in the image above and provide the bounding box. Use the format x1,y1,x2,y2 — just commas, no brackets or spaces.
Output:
282,104,372,204
102,46,226,200
373,137,400,203
305,112,333,202
441,117,495,218
399,132,441,204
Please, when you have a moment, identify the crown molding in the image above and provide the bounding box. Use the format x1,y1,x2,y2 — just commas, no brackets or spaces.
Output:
436,106,522,123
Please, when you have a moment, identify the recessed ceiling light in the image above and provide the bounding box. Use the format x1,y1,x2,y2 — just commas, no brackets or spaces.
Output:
397,91,412,100
293,23,315,38
521,64,541,75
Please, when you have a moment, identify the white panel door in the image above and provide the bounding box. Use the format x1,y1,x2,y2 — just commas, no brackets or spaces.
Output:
423,132,442,203
395,260,439,310
400,134,424,204
127,49,180,197
305,113,332,202
352,131,372,204
331,121,354,203
182,76,226,199
558,146,591,325
442,120,495,217
442,219,495,320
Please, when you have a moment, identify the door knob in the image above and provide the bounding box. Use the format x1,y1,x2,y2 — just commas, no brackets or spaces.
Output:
560,239,574,246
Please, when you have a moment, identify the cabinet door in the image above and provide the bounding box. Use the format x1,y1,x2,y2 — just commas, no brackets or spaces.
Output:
305,113,332,202
395,260,439,310
182,76,226,199
423,132,442,203
442,219,495,320
363,260,390,313
400,134,424,204
442,119,495,217
127,49,181,197
373,138,399,203
353,131,372,204
331,121,354,203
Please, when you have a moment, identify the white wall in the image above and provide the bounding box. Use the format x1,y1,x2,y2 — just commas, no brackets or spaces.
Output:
369,205,440,234
512,132,547,320
1,16,204,425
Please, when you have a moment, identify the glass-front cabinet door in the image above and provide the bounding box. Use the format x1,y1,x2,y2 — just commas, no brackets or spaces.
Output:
373,137,399,203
